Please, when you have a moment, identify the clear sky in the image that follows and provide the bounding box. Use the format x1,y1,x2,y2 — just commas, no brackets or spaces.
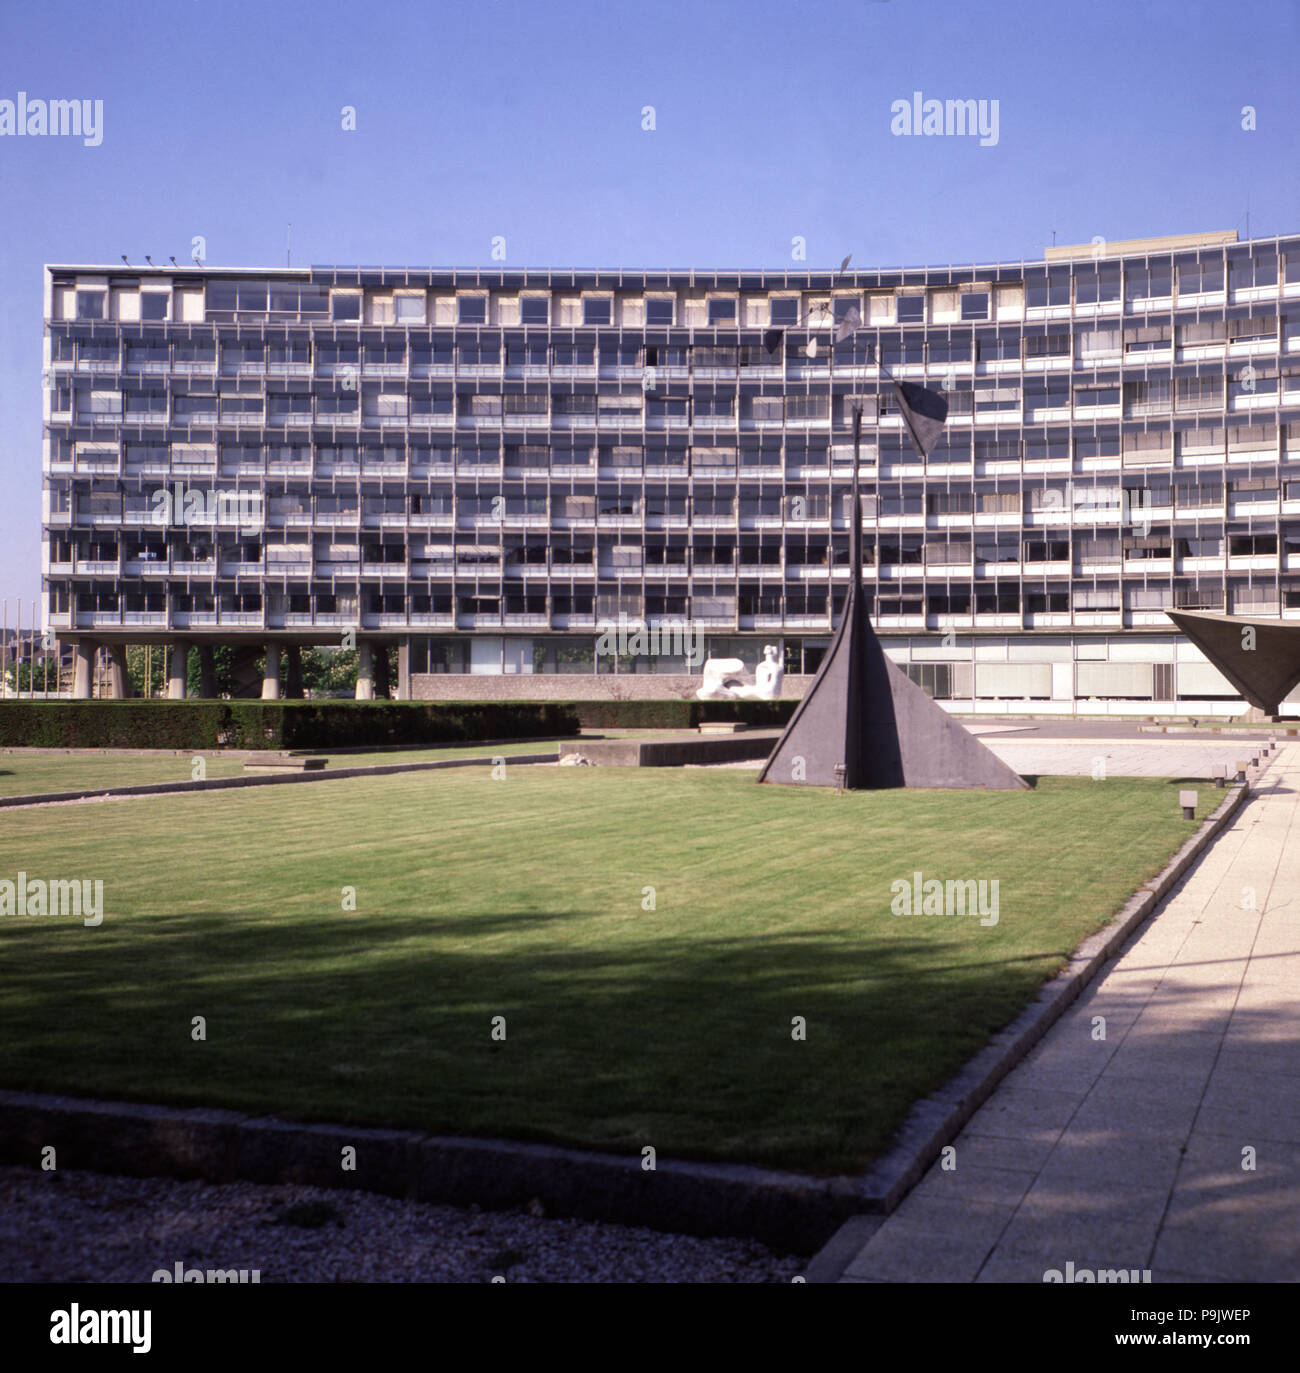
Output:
1,0,1297,607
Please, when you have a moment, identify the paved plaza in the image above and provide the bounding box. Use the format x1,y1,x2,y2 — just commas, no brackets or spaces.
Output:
981,737,1262,778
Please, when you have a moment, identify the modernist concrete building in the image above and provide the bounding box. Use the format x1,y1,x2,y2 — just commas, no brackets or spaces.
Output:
40,229,1300,712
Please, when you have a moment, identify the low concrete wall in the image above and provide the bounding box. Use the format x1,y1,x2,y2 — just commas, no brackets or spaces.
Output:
560,733,781,767
411,673,815,701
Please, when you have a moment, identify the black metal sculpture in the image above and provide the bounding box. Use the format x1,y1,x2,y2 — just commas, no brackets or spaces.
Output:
758,396,1027,790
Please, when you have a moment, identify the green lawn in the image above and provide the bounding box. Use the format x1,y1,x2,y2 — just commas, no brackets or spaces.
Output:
0,767,1215,1173
0,740,561,797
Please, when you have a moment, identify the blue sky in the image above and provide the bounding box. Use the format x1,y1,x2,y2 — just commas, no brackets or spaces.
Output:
1,0,1297,605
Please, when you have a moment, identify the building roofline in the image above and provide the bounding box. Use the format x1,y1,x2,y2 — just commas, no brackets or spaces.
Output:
46,227,1297,281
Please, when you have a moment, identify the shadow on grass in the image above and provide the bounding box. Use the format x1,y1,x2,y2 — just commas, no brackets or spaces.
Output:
0,910,1078,1176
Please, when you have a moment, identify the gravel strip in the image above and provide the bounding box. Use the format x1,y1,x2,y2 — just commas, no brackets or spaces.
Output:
0,1166,803,1283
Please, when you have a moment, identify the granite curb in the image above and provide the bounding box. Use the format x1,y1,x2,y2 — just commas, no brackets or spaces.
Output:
0,1090,862,1253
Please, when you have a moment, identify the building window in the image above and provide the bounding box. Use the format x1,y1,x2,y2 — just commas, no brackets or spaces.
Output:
331,292,361,321
364,393,409,420
896,294,925,323
1176,376,1223,411
76,291,105,320
1177,257,1225,295
1023,332,1070,358
1026,268,1071,308
520,296,549,324
84,389,122,416
458,296,487,324
1075,383,1119,409
645,298,675,325
583,297,612,325
707,298,737,325
769,298,799,326
785,395,830,421
140,293,169,321
1073,266,1120,304
394,294,426,323
1124,261,1173,300
1229,252,1279,290
960,291,989,320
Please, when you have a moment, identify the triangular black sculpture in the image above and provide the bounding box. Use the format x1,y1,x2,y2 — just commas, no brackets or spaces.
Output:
758,411,1027,791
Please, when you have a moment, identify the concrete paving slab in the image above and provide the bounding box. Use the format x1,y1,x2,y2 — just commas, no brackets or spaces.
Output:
841,1216,1001,1283
992,1183,1171,1263
1151,1134,1300,1282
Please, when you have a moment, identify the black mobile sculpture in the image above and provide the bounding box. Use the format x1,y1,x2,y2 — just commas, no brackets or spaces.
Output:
758,377,1026,791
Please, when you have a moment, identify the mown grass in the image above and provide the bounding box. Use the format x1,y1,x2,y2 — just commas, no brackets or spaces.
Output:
0,767,1215,1172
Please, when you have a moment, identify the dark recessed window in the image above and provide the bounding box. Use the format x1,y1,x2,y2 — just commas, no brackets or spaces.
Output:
458,296,487,324
332,294,361,321
76,291,104,320
769,298,798,325
960,292,989,320
140,294,168,321
520,297,549,324
896,294,925,323
707,298,737,324
583,297,612,325
646,298,675,325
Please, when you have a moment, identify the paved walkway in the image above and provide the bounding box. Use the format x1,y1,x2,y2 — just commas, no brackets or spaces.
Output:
983,737,1260,778
839,743,1300,1283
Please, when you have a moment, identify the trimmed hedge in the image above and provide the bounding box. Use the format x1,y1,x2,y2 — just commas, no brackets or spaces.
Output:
0,701,580,751
0,698,792,751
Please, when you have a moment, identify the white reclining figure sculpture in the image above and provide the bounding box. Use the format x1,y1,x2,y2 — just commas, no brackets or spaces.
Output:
695,644,785,701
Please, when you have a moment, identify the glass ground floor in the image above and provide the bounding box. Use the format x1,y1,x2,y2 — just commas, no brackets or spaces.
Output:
405,630,1300,716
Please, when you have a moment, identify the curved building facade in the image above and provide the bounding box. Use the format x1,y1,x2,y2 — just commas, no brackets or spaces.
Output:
40,228,1300,712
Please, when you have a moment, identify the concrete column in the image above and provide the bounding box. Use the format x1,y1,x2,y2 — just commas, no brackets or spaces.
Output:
373,644,391,699
284,645,303,699
198,645,217,699
261,642,282,700
397,641,411,700
355,640,374,700
107,644,133,699
168,643,189,700
73,641,98,699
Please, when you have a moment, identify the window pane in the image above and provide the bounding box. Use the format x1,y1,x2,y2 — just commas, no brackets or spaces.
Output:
960,292,989,320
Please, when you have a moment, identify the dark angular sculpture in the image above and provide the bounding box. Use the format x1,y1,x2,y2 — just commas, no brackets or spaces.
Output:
1167,609,1300,717
758,409,1027,791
